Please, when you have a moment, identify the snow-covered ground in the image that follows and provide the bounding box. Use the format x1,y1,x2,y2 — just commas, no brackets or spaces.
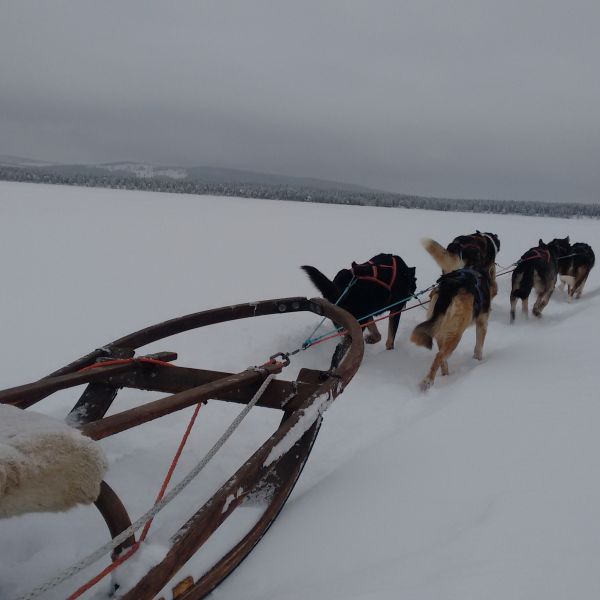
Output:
0,181,599,599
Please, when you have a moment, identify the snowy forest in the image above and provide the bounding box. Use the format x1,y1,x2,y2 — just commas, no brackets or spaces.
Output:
1,165,598,219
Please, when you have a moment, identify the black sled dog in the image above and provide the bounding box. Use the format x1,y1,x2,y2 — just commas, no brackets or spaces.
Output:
301,253,416,371
510,237,571,322
558,242,595,302
410,267,492,391
421,231,500,296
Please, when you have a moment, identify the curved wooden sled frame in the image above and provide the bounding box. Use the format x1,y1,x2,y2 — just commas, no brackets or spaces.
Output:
0,296,364,599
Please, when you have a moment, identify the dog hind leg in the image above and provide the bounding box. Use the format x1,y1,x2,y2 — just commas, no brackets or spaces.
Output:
473,313,488,360
365,322,382,344
561,275,575,302
419,295,471,391
510,270,530,323
386,312,401,350
510,293,518,323
532,270,554,317
533,286,554,317
489,264,498,298
420,334,462,391
441,359,449,376
575,275,588,299
573,267,588,299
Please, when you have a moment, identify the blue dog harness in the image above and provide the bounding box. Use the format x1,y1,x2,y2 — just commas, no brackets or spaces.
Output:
441,268,485,315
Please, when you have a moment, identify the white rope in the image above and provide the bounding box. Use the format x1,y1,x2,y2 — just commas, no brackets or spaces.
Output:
15,372,276,600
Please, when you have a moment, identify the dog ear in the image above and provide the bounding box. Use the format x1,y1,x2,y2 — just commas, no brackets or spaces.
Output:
539,238,544,246
410,266,416,274
566,236,570,243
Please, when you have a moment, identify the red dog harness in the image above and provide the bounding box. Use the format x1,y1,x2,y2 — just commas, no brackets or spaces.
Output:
462,235,484,251
351,256,398,292
526,247,551,263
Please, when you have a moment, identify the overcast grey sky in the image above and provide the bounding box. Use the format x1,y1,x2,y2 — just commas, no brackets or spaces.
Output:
1,1,599,202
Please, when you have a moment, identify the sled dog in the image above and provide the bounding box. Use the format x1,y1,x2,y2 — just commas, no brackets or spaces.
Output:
421,231,500,296
510,237,571,322
410,267,492,391
301,253,416,371
558,242,595,302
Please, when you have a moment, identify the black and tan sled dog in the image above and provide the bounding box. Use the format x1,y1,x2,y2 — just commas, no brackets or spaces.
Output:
558,242,595,302
421,231,500,296
301,253,416,370
510,237,571,322
411,267,492,391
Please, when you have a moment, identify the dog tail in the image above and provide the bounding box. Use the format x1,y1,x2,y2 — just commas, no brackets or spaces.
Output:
300,265,341,304
410,318,435,350
421,238,463,273
510,262,534,301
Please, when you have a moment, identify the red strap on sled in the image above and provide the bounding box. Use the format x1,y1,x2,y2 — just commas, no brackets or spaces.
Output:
68,358,201,600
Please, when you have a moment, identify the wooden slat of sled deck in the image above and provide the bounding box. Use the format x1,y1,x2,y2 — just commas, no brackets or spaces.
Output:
107,365,314,412
80,362,283,440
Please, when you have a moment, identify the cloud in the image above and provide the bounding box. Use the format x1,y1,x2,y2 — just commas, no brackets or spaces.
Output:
1,1,599,202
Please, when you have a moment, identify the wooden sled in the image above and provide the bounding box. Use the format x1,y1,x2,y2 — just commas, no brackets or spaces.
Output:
0,296,363,599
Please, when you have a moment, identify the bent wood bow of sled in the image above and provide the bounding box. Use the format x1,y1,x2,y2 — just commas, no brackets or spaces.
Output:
0,297,364,600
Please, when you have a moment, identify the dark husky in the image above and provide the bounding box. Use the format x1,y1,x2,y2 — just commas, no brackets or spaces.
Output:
301,253,416,370
510,237,571,322
421,231,501,296
410,267,492,391
558,242,595,302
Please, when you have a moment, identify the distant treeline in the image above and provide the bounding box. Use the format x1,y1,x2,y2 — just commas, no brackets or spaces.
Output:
1,165,599,219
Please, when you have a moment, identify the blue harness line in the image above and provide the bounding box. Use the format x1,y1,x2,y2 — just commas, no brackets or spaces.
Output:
302,284,435,349
302,278,356,348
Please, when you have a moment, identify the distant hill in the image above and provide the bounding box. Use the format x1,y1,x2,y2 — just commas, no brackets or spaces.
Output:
0,154,56,167
0,156,377,193
0,155,598,219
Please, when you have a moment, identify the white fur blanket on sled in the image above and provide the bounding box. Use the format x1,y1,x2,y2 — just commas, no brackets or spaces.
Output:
0,404,107,518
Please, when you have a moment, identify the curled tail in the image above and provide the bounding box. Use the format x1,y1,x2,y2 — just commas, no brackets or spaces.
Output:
421,238,463,273
410,318,436,350
301,265,341,303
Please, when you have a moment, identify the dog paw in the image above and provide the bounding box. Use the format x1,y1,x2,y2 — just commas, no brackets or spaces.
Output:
385,341,394,350
473,350,483,361
364,334,381,344
419,378,433,392
532,309,542,318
